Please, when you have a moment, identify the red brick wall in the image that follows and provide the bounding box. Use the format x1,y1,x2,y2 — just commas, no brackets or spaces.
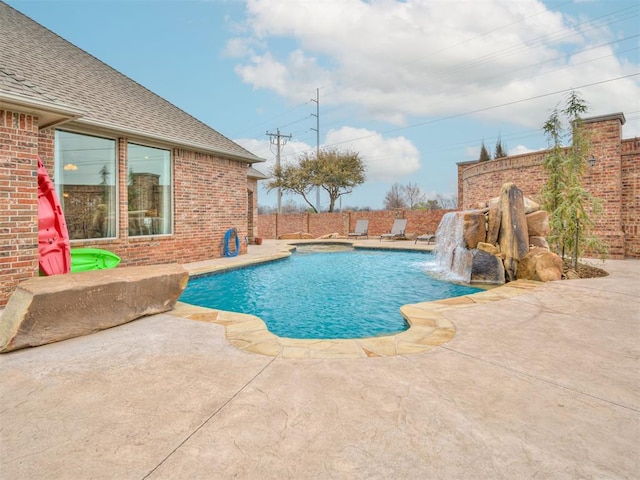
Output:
458,151,548,208
248,177,258,242
458,115,637,259
94,146,249,267
582,118,624,258
257,209,450,239
0,117,252,306
0,110,40,306
621,138,640,258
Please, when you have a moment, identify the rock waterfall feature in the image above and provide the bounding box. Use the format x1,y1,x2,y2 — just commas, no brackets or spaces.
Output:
432,182,563,285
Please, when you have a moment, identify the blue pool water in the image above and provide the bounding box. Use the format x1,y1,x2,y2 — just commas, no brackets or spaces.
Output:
180,246,482,339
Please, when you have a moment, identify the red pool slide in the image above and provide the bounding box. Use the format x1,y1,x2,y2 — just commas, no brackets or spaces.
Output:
37,157,71,275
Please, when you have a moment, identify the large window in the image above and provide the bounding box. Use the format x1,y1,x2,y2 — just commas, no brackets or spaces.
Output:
127,143,172,236
55,131,117,240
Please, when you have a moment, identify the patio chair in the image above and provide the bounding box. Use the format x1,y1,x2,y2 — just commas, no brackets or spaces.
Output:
415,233,436,244
380,218,407,241
348,219,369,239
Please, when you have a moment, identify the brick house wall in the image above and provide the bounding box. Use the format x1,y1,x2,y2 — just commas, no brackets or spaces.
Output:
257,209,450,239
1,109,253,306
457,113,638,259
0,110,40,306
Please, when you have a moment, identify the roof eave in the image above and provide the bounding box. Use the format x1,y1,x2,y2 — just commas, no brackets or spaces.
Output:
247,166,269,180
0,92,84,129
75,118,265,164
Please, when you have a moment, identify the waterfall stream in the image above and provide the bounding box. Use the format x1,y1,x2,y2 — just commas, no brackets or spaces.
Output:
430,212,473,283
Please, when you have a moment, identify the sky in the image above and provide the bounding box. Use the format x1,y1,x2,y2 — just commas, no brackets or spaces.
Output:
6,0,639,210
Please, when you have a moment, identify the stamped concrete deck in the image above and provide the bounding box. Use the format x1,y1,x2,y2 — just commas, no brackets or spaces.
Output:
1,239,638,479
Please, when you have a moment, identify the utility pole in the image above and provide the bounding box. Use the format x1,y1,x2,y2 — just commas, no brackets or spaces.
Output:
266,128,291,214
310,88,320,211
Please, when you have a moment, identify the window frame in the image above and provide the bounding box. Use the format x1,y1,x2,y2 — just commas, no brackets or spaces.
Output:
54,129,118,241
125,141,174,238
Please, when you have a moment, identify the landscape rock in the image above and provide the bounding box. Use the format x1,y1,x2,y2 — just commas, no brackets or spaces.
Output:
477,242,499,255
471,249,505,285
0,264,188,352
498,183,530,281
278,232,314,239
517,247,563,282
524,197,541,214
463,211,487,249
526,210,550,237
529,236,550,249
486,198,501,245
564,269,581,280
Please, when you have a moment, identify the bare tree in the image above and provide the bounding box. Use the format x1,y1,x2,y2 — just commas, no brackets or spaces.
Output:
436,193,458,209
383,183,407,209
402,182,426,209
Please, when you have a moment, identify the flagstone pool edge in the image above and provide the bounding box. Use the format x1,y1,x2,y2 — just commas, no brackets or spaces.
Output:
174,241,542,358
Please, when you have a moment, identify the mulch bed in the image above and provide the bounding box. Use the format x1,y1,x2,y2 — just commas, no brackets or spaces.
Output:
563,259,609,279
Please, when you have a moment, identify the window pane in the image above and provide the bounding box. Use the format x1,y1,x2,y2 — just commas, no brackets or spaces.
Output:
55,130,117,240
127,143,172,236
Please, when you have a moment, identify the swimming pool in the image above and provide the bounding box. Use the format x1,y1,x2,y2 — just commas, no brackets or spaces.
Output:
180,246,482,340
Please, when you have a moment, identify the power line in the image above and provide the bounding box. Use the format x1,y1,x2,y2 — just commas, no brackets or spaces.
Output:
320,73,640,151
236,5,638,171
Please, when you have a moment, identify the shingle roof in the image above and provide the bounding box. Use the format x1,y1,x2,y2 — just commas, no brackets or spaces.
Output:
0,2,263,163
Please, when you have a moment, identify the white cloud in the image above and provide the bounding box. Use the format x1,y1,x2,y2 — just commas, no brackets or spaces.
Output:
222,37,254,58
238,127,420,183
234,137,314,172
464,146,480,160
509,144,539,156
227,0,639,128
325,126,420,181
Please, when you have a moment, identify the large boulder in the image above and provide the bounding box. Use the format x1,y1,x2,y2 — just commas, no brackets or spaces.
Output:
471,249,505,285
476,242,500,256
463,211,487,249
498,183,529,281
517,247,563,282
526,210,550,237
0,264,188,352
486,197,501,245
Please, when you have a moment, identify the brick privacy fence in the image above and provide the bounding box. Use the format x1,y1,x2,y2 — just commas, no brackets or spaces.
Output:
257,209,452,240
458,114,639,259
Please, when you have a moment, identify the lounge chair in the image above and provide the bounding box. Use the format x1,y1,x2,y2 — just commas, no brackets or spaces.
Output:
380,218,407,241
415,234,436,244
348,219,369,239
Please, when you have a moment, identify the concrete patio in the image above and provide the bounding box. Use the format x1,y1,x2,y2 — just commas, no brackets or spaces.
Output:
1,240,638,479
